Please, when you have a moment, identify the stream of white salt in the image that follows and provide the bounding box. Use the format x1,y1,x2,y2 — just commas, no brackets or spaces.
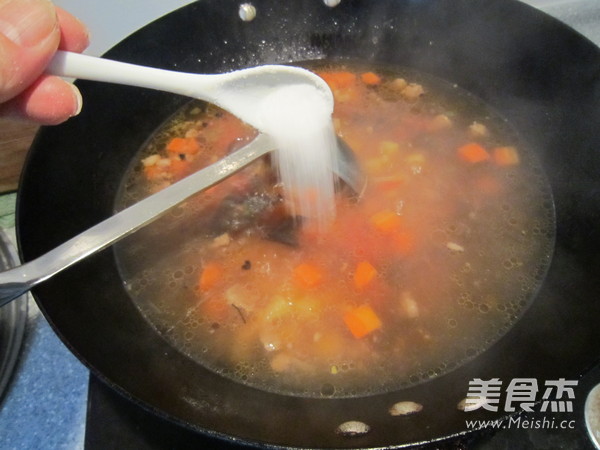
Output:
256,84,339,228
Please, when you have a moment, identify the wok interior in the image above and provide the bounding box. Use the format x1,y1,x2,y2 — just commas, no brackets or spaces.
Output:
17,0,600,447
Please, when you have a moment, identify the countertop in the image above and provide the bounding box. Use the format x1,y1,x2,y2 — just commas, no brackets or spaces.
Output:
0,1,598,449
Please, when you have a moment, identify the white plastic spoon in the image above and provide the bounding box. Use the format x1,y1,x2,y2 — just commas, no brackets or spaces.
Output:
47,51,334,131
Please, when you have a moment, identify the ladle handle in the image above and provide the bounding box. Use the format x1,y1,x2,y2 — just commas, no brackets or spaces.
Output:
0,134,274,307
47,51,221,103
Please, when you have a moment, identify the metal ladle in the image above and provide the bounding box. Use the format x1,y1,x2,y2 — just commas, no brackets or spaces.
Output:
0,53,364,305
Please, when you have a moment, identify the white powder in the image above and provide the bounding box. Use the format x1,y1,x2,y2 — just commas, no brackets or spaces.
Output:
257,84,339,228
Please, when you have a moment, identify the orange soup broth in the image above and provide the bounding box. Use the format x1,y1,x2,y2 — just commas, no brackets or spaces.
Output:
115,65,554,398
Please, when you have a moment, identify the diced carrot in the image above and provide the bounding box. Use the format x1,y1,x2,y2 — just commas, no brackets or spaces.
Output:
457,142,490,164
361,71,382,85
319,71,357,90
166,137,201,155
393,231,415,255
492,146,520,166
198,263,223,291
370,210,402,233
354,261,378,289
293,263,323,288
343,305,382,339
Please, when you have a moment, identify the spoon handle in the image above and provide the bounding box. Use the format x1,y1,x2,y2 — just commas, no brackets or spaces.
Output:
47,51,220,104
0,133,274,307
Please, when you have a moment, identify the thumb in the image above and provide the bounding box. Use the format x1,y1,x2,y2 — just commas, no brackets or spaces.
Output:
0,0,60,103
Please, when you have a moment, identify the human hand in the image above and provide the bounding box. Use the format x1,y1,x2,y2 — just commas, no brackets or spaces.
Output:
0,0,89,125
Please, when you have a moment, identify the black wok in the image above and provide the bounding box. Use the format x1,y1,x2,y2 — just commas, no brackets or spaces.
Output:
16,0,600,447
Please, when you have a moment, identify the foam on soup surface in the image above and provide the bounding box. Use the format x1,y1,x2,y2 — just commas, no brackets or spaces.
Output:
115,64,555,398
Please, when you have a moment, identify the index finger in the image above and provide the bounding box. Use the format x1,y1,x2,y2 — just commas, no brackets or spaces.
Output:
56,6,89,53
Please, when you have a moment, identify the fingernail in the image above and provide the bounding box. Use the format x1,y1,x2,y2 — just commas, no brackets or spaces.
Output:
70,83,82,116
0,0,57,47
